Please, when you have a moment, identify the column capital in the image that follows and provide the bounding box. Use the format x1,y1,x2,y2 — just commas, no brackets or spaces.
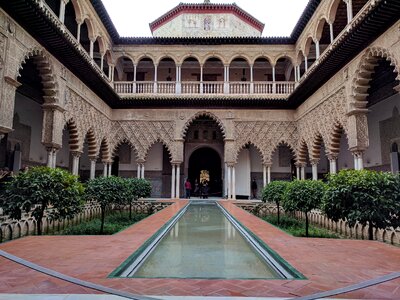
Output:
88,156,98,162
310,159,319,166
70,151,82,158
44,144,61,151
171,161,183,166
263,161,272,168
351,149,364,157
327,153,338,161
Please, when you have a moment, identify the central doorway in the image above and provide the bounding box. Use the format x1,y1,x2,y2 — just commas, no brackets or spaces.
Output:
188,147,222,197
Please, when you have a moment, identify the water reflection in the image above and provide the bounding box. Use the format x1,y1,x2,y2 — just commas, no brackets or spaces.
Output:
132,203,280,279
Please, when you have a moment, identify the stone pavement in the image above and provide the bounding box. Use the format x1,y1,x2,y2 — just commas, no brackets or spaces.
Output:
0,200,399,299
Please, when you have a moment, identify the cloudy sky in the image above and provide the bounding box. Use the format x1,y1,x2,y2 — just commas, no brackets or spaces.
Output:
102,0,310,37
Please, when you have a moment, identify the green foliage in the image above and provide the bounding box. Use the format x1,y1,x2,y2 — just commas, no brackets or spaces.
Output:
85,176,128,233
0,167,84,235
323,169,400,240
262,181,289,224
123,178,152,218
283,180,326,237
262,215,339,238
58,211,148,235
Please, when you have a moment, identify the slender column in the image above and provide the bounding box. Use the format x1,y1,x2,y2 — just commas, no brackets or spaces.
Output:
108,163,112,177
137,163,141,178
141,163,145,179
89,39,94,59
103,162,107,177
227,165,232,199
296,166,300,180
89,159,96,179
250,64,254,94
47,148,54,168
354,154,359,170
176,164,180,199
133,64,137,94
355,152,364,170
311,161,318,180
329,22,334,43
328,155,338,174
51,149,57,168
224,65,229,94
267,165,271,184
272,65,276,93
176,65,181,94
200,65,203,94
305,57,308,72
263,165,267,187
297,65,301,81
100,54,104,72
154,64,158,93
111,65,115,82
59,0,67,23
76,22,82,43
171,164,176,199
232,166,236,199
71,152,81,176
300,166,306,180
345,0,353,23
315,40,320,59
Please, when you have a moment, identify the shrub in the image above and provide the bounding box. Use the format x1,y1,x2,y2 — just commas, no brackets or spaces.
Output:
85,176,128,234
125,178,152,218
283,180,326,237
0,167,84,235
262,181,289,224
323,170,400,240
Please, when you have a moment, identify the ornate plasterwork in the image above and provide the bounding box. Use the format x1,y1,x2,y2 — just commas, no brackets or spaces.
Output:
181,111,227,140
233,121,298,164
296,87,349,161
109,120,175,161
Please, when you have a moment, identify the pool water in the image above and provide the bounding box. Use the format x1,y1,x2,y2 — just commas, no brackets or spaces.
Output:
119,203,290,279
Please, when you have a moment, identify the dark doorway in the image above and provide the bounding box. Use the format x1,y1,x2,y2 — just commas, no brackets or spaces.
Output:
188,147,222,197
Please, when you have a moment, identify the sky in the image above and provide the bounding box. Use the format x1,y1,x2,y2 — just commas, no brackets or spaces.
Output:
101,0,310,37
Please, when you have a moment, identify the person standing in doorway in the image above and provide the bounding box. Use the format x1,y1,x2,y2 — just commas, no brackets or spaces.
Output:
251,178,258,199
185,178,192,199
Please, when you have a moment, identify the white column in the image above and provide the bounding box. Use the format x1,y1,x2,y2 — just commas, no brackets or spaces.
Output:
345,0,353,24
100,54,104,72
47,149,53,168
329,22,334,43
357,153,364,170
76,22,82,43
353,154,359,170
250,64,254,94
72,153,80,176
103,163,107,177
133,64,137,93
311,162,318,180
90,159,96,179
137,163,141,178
108,163,112,177
328,155,337,174
227,165,232,199
171,164,176,199
176,164,180,199
315,40,320,59
297,65,301,80
176,65,181,94
263,165,267,187
89,39,94,59
232,166,236,200
296,166,300,180
272,65,276,93
267,165,271,184
305,57,308,72
301,166,306,180
52,150,57,168
154,64,158,93
59,0,67,23
200,65,203,94
141,163,145,179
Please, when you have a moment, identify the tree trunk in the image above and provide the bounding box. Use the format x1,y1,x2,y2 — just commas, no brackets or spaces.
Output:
129,203,132,220
305,212,309,237
277,203,280,225
100,208,105,234
368,222,374,240
36,209,44,236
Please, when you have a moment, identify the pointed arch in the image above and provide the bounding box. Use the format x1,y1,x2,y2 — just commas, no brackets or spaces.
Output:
143,138,173,162
181,111,226,139
111,138,140,161
296,139,309,165
352,47,400,102
234,141,264,164
327,122,346,156
98,137,111,161
84,128,97,158
310,133,326,161
17,48,59,104
64,118,80,152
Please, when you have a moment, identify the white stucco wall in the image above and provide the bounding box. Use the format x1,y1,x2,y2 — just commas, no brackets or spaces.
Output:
153,13,261,38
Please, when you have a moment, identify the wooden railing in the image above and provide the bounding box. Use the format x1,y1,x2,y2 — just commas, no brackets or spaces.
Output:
113,81,296,96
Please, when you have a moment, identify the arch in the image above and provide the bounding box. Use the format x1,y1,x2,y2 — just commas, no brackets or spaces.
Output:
179,54,201,65
136,54,156,65
310,133,326,161
111,138,139,161
83,18,96,41
84,128,97,158
297,139,309,165
228,55,252,66
17,48,59,104
143,138,173,162
181,111,226,139
70,0,83,23
303,36,314,58
273,54,295,67
98,137,110,161
315,17,329,42
156,55,177,66
64,0,78,37
327,0,343,24
327,122,346,156
352,47,400,102
95,36,106,55
234,141,264,164
252,55,273,66
64,118,80,152
114,55,135,81
271,140,296,159
229,57,251,82
202,54,226,66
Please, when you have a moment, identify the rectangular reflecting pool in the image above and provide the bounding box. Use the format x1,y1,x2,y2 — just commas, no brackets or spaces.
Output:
112,202,302,279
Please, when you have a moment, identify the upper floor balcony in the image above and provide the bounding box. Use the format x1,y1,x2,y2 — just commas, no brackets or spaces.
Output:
112,56,297,98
